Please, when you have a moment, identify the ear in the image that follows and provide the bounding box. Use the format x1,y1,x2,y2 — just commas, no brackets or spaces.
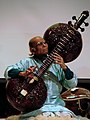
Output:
30,48,36,53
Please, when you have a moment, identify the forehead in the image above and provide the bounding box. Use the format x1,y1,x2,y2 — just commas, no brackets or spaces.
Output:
32,37,45,46
30,37,45,48
34,37,45,43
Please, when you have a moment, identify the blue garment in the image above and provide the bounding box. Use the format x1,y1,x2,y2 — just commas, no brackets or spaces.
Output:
4,56,78,118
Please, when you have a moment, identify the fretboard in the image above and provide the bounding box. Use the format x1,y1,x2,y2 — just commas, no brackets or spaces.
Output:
36,11,89,78
37,36,69,77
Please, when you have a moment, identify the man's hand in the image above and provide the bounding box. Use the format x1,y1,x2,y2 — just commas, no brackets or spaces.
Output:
53,53,67,70
19,66,37,78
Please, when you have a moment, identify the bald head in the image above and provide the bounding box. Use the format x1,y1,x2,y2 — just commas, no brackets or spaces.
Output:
29,36,48,55
29,36,43,48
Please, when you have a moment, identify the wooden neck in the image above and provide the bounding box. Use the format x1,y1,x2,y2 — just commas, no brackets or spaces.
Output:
37,37,68,77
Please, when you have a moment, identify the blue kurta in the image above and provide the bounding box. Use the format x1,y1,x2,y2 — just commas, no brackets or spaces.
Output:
4,56,78,118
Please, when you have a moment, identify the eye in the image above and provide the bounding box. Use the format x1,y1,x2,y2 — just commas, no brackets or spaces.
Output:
36,41,46,46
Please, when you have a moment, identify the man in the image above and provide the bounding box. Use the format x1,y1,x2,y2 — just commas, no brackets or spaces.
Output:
5,36,79,120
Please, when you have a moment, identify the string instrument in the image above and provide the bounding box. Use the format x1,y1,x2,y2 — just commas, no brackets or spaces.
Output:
43,11,89,63
61,87,90,117
6,11,89,113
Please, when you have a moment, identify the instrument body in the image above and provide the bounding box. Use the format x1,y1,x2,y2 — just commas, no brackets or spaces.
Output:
61,87,90,117
6,75,47,112
6,11,89,113
43,11,89,63
43,23,82,63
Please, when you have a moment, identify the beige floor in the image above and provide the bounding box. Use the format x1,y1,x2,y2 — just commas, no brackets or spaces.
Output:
5,115,90,120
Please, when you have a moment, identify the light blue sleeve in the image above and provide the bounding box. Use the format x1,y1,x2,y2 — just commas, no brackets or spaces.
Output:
51,64,78,89
4,57,36,79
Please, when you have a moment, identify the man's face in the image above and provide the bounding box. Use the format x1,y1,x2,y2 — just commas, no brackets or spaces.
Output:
32,37,48,55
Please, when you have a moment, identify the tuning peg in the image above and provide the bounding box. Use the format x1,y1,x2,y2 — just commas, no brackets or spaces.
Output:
72,16,77,21
68,21,73,26
79,27,85,32
84,22,89,26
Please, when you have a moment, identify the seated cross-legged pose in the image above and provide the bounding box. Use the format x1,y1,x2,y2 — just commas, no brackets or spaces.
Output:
4,36,88,120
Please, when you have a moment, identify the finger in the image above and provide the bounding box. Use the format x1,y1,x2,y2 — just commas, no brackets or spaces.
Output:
53,52,60,57
32,66,37,71
28,66,35,70
28,73,33,79
28,66,37,73
26,69,31,74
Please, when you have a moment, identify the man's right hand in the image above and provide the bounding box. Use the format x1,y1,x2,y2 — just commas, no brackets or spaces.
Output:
19,66,37,78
